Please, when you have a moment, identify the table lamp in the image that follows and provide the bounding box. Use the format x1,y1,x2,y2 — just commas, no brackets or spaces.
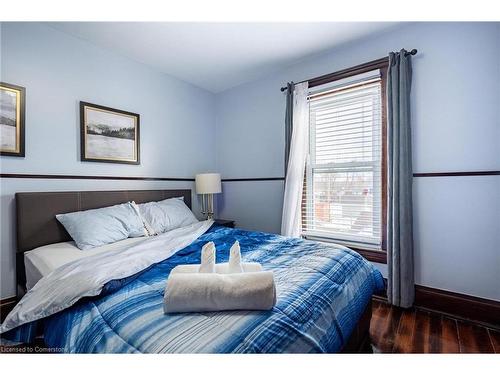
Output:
195,173,222,219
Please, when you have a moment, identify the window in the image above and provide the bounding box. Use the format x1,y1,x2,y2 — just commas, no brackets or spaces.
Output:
302,66,387,252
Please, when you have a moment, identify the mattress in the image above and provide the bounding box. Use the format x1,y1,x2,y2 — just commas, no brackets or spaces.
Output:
24,237,147,290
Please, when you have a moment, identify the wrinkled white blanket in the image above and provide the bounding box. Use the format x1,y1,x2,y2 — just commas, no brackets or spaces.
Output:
0,220,214,334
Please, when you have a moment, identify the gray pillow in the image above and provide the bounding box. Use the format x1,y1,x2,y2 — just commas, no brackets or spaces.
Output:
56,202,147,250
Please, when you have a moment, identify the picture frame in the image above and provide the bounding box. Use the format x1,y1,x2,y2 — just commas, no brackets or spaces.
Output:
0,82,26,157
80,101,140,165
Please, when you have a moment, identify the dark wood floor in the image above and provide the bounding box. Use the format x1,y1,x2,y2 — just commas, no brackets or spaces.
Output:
370,299,500,353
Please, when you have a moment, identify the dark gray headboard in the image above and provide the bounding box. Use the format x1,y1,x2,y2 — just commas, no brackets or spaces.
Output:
15,189,192,290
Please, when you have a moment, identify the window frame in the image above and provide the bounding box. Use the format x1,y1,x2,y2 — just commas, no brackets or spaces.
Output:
302,59,389,264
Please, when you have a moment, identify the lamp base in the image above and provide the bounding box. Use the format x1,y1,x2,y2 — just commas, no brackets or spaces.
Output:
201,193,215,220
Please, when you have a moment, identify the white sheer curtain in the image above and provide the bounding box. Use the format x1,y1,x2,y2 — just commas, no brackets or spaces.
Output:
281,82,309,237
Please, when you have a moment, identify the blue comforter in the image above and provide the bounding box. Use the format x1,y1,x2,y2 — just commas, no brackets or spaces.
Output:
8,225,384,353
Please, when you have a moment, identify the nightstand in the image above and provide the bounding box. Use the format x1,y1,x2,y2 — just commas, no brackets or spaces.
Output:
213,219,235,228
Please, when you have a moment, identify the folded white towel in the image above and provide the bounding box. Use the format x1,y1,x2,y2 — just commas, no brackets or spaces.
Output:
171,262,263,274
164,271,276,313
227,240,244,273
199,241,216,273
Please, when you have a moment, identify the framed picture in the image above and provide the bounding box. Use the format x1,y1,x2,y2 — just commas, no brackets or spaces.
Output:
0,82,26,157
80,101,140,165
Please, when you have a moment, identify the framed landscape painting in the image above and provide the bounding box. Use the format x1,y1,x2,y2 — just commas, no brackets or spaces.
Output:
80,102,140,165
0,82,25,157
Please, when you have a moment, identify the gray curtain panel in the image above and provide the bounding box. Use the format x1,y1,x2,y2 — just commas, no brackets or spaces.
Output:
284,82,295,174
387,50,414,308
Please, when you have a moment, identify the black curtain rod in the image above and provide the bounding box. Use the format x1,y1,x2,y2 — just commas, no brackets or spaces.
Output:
280,49,417,92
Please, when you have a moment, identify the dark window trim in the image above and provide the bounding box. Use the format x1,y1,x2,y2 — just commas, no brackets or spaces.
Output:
308,57,389,89
350,247,388,264
302,58,389,260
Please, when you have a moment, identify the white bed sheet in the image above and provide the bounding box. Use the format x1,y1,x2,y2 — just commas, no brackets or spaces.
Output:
24,237,147,290
2,220,213,334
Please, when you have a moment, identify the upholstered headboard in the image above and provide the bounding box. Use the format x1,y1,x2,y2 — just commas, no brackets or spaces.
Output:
15,189,192,291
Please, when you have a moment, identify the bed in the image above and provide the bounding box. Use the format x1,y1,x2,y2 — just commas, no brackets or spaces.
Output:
0,189,383,353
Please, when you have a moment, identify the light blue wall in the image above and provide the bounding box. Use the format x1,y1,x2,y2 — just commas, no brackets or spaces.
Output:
215,22,500,300
0,22,216,298
1,22,216,177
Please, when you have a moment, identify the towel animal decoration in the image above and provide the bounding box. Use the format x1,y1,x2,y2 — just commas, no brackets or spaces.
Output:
164,241,276,313
198,241,216,273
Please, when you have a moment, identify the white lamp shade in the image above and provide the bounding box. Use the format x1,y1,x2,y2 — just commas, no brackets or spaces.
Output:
195,173,222,194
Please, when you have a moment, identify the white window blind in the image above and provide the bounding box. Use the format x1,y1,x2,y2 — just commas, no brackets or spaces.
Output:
302,71,383,248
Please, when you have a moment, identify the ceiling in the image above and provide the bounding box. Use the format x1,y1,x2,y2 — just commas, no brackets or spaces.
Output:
49,22,401,93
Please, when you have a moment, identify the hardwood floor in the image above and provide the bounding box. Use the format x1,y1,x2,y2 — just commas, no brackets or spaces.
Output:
370,299,500,353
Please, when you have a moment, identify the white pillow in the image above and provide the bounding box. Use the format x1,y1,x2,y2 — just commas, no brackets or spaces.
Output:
56,202,147,250
133,197,198,235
